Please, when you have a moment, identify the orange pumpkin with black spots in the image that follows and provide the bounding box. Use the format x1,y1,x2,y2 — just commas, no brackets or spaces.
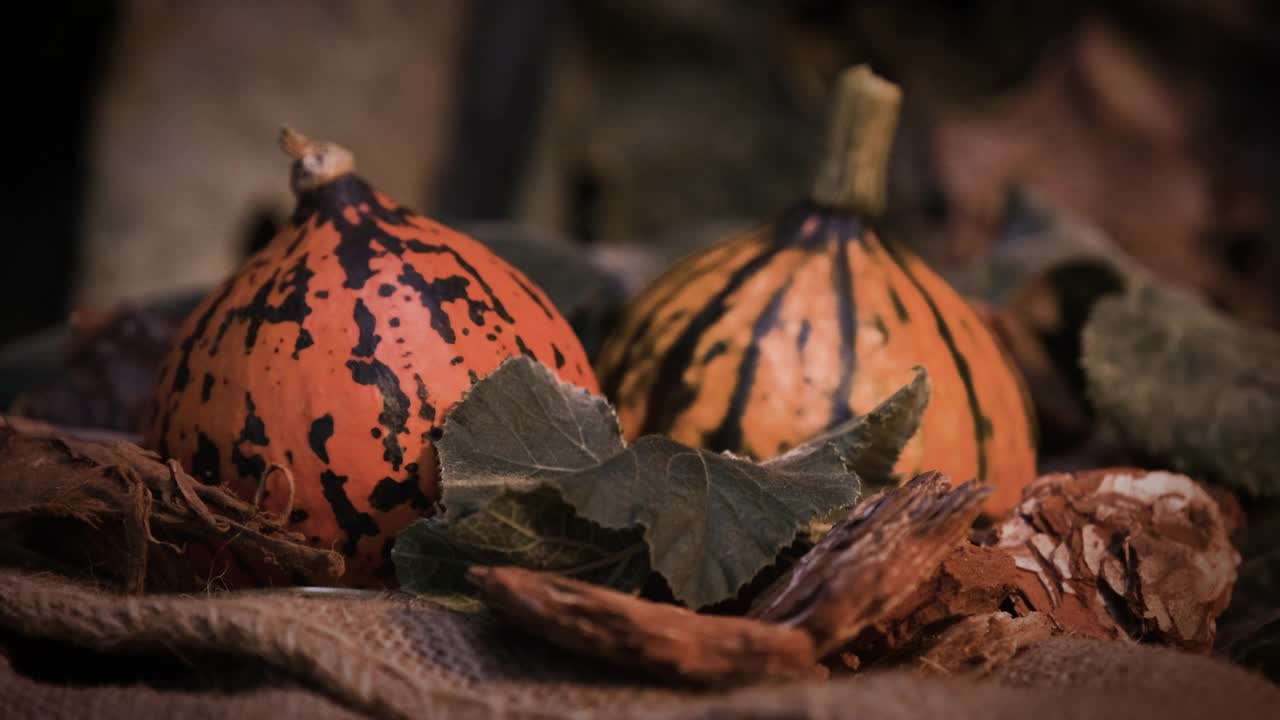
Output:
594,67,1036,514
145,129,598,587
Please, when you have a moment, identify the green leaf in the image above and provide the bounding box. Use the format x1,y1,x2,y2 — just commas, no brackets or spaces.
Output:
1082,282,1280,497
392,486,648,594
397,357,930,607
796,367,930,541
434,356,624,515
550,435,857,607
808,366,930,492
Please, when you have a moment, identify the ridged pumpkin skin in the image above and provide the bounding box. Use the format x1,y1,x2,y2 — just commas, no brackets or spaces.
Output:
595,203,1036,514
145,167,598,587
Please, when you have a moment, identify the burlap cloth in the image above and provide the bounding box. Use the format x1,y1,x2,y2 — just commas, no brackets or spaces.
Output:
0,570,1275,719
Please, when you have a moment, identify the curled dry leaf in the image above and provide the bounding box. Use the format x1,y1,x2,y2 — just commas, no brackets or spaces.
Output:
1082,282,1280,498
749,472,992,656
0,415,342,592
8,302,181,433
997,468,1240,652
468,565,823,686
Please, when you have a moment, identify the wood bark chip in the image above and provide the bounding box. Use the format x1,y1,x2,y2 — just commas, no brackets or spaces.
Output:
907,611,1057,676
748,472,992,655
0,415,342,593
831,468,1242,665
996,467,1240,652
847,542,1033,661
468,565,823,686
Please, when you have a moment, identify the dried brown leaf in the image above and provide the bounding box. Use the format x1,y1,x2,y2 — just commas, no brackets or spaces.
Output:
468,565,822,686
8,302,181,433
1082,283,1280,498
749,472,992,656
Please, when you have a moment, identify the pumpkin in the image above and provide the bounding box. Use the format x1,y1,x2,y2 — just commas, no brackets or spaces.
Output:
594,66,1036,514
144,128,599,587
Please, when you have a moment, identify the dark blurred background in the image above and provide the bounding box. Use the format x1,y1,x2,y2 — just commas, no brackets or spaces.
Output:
6,0,1280,350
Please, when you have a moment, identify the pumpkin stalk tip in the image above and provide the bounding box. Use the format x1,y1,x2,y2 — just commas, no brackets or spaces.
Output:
278,126,356,193
279,126,313,160
810,64,902,217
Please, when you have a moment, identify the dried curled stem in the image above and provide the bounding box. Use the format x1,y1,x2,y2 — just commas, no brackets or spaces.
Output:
278,126,355,193
278,126,313,160
254,462,297,523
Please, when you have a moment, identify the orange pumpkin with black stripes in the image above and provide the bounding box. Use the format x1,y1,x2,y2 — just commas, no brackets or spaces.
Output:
595,67,1036,514
144,129,598,587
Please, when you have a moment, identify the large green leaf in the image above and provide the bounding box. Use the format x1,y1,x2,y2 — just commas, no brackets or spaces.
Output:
434,357,624,515
395,357,931,607
808,367,930,492
548,434,853,607
392,486,648,594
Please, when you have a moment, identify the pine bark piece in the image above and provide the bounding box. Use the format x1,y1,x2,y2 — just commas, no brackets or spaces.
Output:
997,468,1240,652
0,415,342,592
908,611,1057,676
468,565,822,686
851,543,1030,659
749,472,992,656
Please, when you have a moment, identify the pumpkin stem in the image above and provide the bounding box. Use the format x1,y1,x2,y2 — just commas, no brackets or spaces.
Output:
279,126,356,193
810,65,902,217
